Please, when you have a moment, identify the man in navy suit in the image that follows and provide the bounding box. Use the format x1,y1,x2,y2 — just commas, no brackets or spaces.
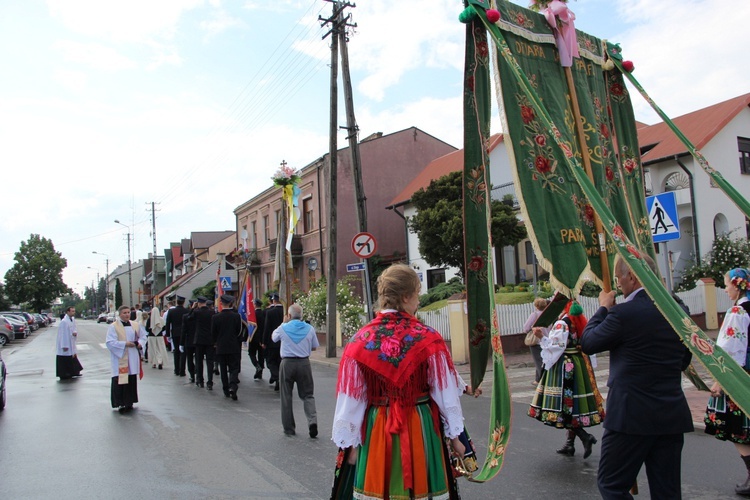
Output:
581,255,693,499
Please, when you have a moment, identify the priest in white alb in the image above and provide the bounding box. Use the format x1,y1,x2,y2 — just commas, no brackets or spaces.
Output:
56,306,83,379
106,305,148,413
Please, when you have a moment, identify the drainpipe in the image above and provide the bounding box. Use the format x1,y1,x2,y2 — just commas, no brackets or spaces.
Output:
317,160,325,278
674,155,701,266
386,201,410,265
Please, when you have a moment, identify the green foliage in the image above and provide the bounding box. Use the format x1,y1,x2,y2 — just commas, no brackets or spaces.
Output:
295,275,366,339
408,171,527,276
418,277,466,307
193,280,218,301
579,281,602,297
0,283,10,311
4,234,71,311
115,278,123,309
677,232,750,291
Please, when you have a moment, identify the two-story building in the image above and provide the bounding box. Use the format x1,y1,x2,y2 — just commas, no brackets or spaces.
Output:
638,92,750,285
233,127,457,300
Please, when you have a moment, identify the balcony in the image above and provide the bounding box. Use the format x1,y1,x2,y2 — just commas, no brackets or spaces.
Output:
269,236,304,261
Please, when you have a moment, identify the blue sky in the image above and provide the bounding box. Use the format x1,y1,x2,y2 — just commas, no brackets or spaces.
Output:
0,0,747,297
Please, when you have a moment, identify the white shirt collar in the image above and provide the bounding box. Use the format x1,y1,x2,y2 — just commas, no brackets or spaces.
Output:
623,287,644,303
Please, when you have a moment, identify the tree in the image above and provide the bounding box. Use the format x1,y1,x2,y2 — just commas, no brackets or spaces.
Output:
408,171,527,277
0,283,11,311
4,234,71,312
115,278,123,309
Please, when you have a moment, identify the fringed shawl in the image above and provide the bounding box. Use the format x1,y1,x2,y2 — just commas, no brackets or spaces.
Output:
336,311,457,490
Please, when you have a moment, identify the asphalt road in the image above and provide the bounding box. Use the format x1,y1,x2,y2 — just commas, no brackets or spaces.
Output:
0,321,743,499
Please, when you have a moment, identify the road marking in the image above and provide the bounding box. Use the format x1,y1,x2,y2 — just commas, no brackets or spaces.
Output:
76,344,90,350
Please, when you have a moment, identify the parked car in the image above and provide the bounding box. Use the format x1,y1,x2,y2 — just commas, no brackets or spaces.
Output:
33,313,48,327
0,317,13,346
1,312,37,331
1,315,28,339
97,313,109,323
0,349,6,410
43,312,56,324
1,313,31,334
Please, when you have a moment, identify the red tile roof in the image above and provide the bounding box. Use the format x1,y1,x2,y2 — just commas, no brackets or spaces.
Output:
638,92,750,164
389,134,504,206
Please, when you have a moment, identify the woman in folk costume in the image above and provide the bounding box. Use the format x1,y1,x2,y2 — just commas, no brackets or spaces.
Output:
704,268,750,496
330,264,468,500
105,305,148,413
528,299,605,458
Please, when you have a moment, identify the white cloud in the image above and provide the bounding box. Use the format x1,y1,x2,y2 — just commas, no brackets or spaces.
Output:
52,39,137,71
200,8,245,39
53,69,88,92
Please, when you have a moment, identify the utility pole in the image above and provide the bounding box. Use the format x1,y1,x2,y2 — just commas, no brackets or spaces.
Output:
336,4,373,321
147,201,160,304
319,0,345,358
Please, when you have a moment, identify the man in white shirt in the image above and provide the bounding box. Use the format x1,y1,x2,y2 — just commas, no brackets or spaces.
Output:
56,306,82,379
272,303,319,437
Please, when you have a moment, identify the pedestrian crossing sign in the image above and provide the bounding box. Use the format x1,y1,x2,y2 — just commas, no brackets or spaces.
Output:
646,192,680,243
220,276,232,290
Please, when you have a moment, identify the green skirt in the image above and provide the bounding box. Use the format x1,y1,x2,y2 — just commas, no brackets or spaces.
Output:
528,348,605,429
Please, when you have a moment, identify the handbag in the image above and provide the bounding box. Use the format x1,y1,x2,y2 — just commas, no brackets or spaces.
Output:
524,330,540,346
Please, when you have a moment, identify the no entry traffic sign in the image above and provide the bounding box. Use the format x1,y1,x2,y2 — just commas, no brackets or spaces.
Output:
351,232,377,259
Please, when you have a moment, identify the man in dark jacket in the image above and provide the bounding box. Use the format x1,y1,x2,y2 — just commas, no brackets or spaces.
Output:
581,255,693,499
181,300,198,383
262,293,284,391
212,294,245,400
192,297,216,390
249,298,266,380
165,296,189,376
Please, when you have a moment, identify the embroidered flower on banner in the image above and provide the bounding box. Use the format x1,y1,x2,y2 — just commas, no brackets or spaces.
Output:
491,334,503,355
468,248,489,283
466,166,487,207
605,165,615,182
476,40,489,59
521,105,535,124
470,319,488,346
690,332,715,356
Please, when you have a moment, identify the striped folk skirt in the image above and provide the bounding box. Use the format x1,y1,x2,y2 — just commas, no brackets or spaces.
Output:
331,398,458,500
528,348,605,429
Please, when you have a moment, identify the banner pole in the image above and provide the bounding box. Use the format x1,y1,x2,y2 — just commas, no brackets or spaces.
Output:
564,66,612,293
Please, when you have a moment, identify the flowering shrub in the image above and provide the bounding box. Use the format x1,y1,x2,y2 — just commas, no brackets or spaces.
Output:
677,231,750,291
295,275,366,340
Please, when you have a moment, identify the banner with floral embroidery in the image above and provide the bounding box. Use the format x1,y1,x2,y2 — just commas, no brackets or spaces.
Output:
462,8,512,482
478,0,653,296
466,2,750,417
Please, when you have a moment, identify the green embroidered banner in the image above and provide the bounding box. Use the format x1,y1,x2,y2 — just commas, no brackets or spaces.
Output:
462,12,511,482
607,44,750,220
470,2,750,417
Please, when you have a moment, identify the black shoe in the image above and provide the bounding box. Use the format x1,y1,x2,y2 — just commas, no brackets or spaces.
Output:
214,369,220,375
224,391,231,398
581,434,597,459
254,369,262,380
158,364,163,370
230,390,237,401
269,377,276,384
309,423,318,438
274,382,279,391
206,382,213,391
284,430,296,437
174,372,180,376
179,372,186,377
197,381,204,388
189,377,195,383
118,406,127,414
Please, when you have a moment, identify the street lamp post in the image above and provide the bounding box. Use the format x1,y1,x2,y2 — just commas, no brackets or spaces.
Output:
114,220,134,307
92,251,110,313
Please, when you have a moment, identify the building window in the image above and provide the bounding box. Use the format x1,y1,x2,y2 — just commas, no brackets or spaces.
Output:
264,272,272,294
303,198,313,233
251,221,257,249
427,268,446,290
263,215,269,246
739,137,750,175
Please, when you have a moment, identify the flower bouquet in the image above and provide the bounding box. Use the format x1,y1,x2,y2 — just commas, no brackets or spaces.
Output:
272,163,300,187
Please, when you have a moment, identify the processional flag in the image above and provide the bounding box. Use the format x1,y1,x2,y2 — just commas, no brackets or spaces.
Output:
461,0,750,482
238,274,257,339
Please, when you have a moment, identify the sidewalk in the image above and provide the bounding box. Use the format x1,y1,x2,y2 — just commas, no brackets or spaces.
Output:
310,343,710,431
